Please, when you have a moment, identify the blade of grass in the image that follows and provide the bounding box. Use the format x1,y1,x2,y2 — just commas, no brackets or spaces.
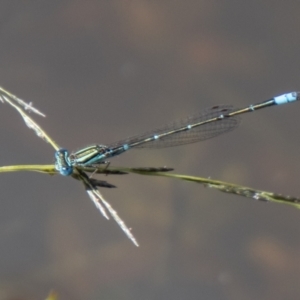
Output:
0,94,60,150
125,170,300,209
1,163,299,209
0,86,45,117
74,168,139,246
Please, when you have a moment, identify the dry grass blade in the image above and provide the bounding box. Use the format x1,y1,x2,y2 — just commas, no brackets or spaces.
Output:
100,196,139,247
0,92,59,150
75,169,139,246
0,86,45,117
80,165,300,208
86,189,110,219
1,160,299,210
128,170,300,209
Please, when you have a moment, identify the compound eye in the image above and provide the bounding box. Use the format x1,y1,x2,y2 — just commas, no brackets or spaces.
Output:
60,166,73,176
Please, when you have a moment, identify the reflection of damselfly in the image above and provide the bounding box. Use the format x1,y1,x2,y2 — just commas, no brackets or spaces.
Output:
55,92,299,176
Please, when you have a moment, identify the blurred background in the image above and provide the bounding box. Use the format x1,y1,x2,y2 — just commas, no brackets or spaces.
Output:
0,1,299,299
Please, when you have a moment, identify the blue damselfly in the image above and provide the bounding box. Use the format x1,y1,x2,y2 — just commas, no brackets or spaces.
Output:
55,92,299,176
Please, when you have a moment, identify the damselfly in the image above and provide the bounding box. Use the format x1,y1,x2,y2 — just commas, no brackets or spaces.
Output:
55,92,299,176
